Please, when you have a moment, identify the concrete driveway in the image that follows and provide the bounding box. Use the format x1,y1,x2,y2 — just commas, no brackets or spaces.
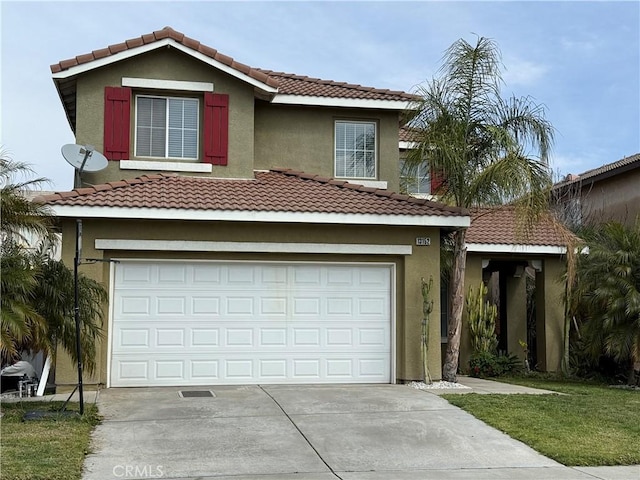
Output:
83,384,598,479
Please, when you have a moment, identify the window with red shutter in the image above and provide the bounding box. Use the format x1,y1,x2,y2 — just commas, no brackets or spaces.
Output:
431,169,445,193
104,87,131,161
203,93,229,165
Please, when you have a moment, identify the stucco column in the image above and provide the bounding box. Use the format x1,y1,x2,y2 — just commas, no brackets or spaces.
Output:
506,273,527,361
543,259,565,372
535,258,565,372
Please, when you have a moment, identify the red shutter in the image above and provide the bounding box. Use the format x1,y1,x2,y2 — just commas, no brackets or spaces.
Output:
203,93,229,165
103,87,131,161
431,169,445,193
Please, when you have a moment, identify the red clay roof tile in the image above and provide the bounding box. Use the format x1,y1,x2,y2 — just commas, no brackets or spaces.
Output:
40,170,467,218
92,47,111,59
466,206,572,247
51,26,414,101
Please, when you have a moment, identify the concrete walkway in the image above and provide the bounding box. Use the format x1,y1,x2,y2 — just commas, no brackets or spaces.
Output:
444,376,559,395
80,384,639,479
1,389,100,403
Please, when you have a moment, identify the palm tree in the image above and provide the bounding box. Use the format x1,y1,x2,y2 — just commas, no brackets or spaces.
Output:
405,37,554,381
574,221,640,385
1,152,106,373
1,153,54,363
30,250,106,374
1,154,54,244
0,240,47,363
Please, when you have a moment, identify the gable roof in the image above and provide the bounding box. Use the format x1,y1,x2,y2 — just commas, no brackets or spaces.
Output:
554,153,640,189
466,206,574,254
52,27,417,131
37,168,468,228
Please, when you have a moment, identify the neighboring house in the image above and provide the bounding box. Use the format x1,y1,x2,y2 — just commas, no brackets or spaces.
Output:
42,27,470,388
20,191,62,261
552,153,640,228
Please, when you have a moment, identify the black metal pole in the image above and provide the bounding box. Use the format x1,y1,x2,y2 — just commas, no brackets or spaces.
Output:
74,219,84,415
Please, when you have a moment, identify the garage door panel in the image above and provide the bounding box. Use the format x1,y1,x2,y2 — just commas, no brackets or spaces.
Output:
114,322,388,351
111,351,390,386
111,262,392,386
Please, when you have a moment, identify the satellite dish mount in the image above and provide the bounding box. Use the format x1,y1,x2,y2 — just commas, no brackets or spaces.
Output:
58,143,108,414
61,144,108,185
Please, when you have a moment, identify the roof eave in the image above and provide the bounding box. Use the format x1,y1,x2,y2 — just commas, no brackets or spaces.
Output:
271,94,416,110
466,242,567,255
52,38,279,94
47,205,471,228
553,155,640,190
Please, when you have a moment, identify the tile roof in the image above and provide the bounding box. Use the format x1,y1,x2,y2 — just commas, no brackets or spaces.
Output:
399,126,421,144
466,206,573,247
37,169,467,218
51,26,414,101
51,27,278,89
257,70,416,102
554,153,640,188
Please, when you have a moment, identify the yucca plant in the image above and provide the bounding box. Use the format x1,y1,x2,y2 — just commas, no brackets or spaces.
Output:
421,277,434,384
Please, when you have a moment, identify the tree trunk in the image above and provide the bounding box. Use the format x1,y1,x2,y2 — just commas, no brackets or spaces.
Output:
442,229,468,382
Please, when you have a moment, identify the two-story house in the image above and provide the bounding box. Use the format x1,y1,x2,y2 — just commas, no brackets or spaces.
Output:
552,153,640,228
41,27,470,389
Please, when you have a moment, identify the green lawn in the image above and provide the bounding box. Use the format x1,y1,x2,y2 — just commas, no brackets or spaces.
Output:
442,376,640,466
0,401,100,480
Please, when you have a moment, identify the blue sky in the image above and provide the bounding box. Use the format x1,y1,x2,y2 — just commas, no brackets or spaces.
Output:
1,1,639,191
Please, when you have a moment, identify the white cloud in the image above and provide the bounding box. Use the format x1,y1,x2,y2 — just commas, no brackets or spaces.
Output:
502,58,549,87
560,36,600,54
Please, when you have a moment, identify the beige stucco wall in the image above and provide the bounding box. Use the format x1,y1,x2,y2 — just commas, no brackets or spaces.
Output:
580,170,640,226
74,47,256,184
54,219,443,389
70,47,404,192
254,103,401,192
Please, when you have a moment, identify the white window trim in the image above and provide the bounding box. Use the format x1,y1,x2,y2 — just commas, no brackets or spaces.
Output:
120,160,212,173
122,77,213,92
134,94,200,160
334,120,377,181
347,180,388,189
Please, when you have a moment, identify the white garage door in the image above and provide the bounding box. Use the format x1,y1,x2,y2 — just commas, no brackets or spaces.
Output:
110,261,392,386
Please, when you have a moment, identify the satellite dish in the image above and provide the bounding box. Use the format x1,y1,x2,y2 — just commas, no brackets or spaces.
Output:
61,144,108,174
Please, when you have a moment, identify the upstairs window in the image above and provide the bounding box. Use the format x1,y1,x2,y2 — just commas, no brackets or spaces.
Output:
400,160,431,195
335,121,376,179
135,95,199,159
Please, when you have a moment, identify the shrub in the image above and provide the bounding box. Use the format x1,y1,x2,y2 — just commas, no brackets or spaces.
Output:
470,351,521,378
